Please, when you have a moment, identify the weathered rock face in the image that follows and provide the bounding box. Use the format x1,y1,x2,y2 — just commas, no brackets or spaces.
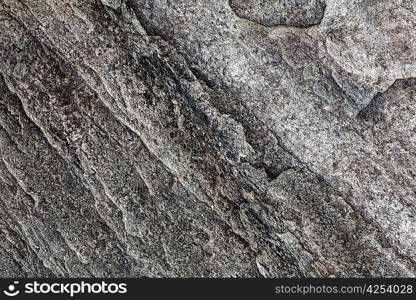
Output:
229,0,327,28
0,0,415,278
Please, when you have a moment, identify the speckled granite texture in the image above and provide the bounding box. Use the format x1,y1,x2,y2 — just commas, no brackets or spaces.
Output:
0,0,415,277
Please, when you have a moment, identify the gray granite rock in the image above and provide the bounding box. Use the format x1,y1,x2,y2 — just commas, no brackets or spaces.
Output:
230,0,326,28
0,0,415,277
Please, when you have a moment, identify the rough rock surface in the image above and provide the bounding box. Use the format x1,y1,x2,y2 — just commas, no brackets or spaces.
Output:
0,0,415,277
